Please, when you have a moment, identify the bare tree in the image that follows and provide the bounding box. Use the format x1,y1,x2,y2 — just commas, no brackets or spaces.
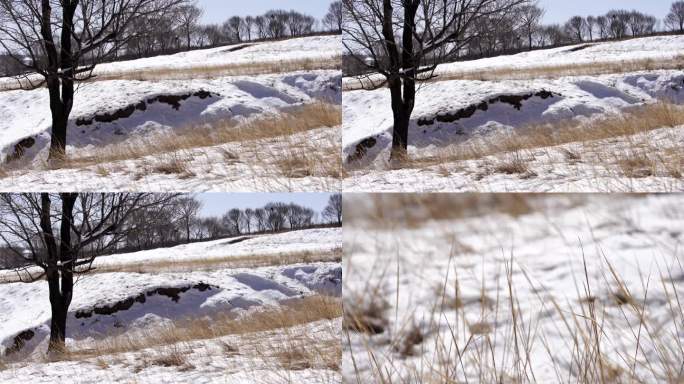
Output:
0,0,185,163
254,15,268,39
627,11,656,37
596,15,609,39
265,203,288,232
323,194,342,225
224,16,243,42
518,3,544,50
666,1,684,32
0,193,177,353
324,1,344,32
585,16,596,41
564,15,586,42
608,9,631,39
176,2,203,48
243,208,254,233
224,208,243,235
266,10,289,38
254,208,267,232
243,16,255,41
176,197,202,242
343,0,528,162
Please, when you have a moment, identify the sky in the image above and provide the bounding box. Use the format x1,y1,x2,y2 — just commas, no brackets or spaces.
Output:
538,0,674,24
196,193,335,218
196,0,335,25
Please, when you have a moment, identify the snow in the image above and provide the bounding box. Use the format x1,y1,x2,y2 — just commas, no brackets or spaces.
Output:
343,70,684,163
0,228,342,383
0,35,340,90
343,35,684,89
343,194,684,383
0,70,341,165
344,125,684,192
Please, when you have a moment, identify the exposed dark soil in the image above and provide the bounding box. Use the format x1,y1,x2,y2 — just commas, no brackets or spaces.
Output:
75,90,217,126
74,282,218,319
3,329,35,357
4,137,36,163
221,44,254,53
417,90,559,127
565,44,595,53
346,137,378,164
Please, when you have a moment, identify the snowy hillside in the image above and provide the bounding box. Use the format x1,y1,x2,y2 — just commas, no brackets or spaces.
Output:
0,228,342,383
343,35,684,192
0,36,342,192
343,35,684,89
343,194,684,383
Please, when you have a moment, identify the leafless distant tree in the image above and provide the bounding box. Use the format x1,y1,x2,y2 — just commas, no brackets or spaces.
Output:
627,11,656,37
666,1,684,32
254,15,268,39
323,1,343,32
585,16,596,41
176,197,202,242
254,208,267,232
323,194,342,225
0,193,177,353
176,2,203,48
266,10,289,39
518,2,545,49
607,9,631,39
243,16,255,41
564,15,587,42
596,15,609,39
224,16,243,42
243,208,254,233
0,0,186,163
224,208,244,235
343,0,529,161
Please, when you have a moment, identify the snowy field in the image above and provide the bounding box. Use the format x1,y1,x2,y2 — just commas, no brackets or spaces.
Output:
343,35,684,89
0,228,342,383
343,194,684,383
0,36,341,192
343,35,684,192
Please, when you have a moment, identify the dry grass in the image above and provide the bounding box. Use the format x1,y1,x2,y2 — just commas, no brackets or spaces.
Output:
0,56,341,92
0,248,341,284
0,102,343,184
93,248,342,275
60,101,341,169
63,295,341,361
345,194,545,228
394,102,684,180
344,55,684,91
343,196,684,384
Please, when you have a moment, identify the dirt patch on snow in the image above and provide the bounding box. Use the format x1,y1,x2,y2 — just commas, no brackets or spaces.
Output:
417,90,559,126
74,282,217,319
3,329,35,357
75,90,217,126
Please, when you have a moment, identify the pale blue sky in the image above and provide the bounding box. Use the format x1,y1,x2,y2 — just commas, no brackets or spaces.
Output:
539,0,673,24
196,0,335,24
196,193,335,218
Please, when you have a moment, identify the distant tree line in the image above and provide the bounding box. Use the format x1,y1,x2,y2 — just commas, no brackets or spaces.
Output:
122,193,342,253
0,1,343,77
343,0,684,75
0,192,340,353
0,193,342,270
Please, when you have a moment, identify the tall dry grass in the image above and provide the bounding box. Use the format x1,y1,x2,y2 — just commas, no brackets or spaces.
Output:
343,195,684,384
344,56,684,91
62,295,341,361
0,56,341,92
397,102,684,180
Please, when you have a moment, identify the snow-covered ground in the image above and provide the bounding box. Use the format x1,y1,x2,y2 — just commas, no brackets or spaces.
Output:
343,35,684,89
343,36,684,192
0,36,341,192
343,194,684,383
0,228,342,383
